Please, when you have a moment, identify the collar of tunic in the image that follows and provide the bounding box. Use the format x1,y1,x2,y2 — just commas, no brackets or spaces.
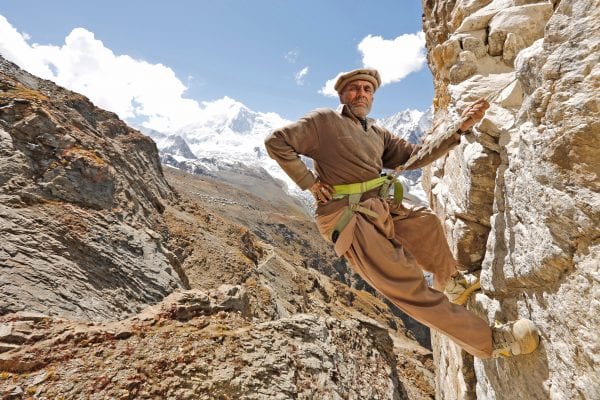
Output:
336,104,376,132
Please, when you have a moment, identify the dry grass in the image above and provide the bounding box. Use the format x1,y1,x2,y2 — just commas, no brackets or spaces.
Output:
61,146,106,167
0,81,49,103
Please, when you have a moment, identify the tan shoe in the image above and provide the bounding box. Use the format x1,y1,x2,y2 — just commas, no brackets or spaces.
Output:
492,319,540,358
444,271,481,305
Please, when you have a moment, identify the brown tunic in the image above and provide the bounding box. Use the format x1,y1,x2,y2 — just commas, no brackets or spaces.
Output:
265,105,460,215
264,104,493,358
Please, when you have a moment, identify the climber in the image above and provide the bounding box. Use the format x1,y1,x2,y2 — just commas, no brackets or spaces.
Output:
264,68,540,359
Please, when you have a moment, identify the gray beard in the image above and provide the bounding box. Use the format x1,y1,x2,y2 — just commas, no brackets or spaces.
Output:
348,104,371,119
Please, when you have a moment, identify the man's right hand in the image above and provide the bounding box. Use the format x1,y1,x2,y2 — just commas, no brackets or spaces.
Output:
309,179,334,204
459,98,490,132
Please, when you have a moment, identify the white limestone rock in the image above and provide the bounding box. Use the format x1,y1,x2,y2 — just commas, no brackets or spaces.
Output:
488,3,554,57
456,0,516,33
423,0,600,398
462,34,488,58
449,50,479,83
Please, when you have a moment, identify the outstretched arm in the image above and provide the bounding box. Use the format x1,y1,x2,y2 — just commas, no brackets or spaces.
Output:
395,98,490,171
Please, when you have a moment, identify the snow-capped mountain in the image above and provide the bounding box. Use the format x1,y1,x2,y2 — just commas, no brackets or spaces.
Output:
138,97,301,205
376,107,433,145
175,97,289,162
376,107,433,202
139,99,432,208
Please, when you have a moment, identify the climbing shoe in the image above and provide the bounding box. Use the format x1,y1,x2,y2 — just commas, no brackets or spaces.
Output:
492,319,540,358
444,271,481,305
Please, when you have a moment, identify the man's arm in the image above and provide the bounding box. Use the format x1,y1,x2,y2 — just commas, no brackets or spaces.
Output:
388,99,490,171
264,112,320,190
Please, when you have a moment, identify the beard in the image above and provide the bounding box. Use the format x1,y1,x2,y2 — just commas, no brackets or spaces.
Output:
348,102,371,118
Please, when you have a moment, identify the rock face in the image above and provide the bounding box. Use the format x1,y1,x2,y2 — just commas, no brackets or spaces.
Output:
0,56,186,321
422,0,599,398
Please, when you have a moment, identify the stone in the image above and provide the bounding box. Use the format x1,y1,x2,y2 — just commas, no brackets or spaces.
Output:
442,39,462,65
0,323,29,344
0,342,21,353
451,0,494,30
497,78,524,109
489,3,554,57
455,0,515,33
449,51,478,83
462,35,487,58
12,312,49,322
503,32,526,65
114,329,132,340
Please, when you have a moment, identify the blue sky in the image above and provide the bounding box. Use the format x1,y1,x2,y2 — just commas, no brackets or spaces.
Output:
0,1,433,131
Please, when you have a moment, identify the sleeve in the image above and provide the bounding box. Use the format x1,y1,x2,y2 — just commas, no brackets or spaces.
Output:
402,117,463,170
264,111,321,190
404,133,461,170
381,128,419,170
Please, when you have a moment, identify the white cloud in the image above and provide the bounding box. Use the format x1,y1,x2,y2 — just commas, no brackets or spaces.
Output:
319,72,343,97
294,66,309,86
320,31,426,97
284,49,299,63
0,15,202,132
358,32,426,85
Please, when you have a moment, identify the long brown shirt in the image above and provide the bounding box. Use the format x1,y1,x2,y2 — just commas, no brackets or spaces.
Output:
265,104,460,215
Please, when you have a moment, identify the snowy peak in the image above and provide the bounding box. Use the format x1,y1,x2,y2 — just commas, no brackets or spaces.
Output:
376,107,433,144
160,135,196,160
178,96,289,139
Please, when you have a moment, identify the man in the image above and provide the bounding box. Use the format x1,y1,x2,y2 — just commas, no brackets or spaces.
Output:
265,68,539,359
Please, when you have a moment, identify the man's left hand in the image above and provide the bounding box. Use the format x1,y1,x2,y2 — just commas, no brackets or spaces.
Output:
459,98,490,132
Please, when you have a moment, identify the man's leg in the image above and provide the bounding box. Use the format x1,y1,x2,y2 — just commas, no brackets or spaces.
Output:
344,211,493,358
391,205,480,305
390,205,458,291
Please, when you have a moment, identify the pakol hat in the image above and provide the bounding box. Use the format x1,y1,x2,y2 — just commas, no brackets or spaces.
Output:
334,68,381,94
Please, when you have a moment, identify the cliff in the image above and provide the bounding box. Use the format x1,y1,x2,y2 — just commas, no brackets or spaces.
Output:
0,57,185,321
422,0,599,398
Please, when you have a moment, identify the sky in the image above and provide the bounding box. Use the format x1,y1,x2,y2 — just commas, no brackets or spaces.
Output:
0,1,434,132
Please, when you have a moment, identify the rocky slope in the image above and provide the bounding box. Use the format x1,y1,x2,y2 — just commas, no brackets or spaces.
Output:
0,56,185,321
0,57,435,399
422,0,599,398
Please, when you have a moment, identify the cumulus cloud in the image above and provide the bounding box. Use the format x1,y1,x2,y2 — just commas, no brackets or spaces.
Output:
320,31,426,97
319,72,344,97
0,15,202,132
294,66,309,86
358,32,426,85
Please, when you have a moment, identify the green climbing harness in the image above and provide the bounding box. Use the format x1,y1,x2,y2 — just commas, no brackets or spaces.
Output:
329,174,404,243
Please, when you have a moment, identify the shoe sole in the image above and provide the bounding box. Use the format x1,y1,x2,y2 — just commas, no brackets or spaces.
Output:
452,281,481,305
513,319,540,355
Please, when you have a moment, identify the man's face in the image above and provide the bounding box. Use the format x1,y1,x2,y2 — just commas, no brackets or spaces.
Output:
339,79,374,119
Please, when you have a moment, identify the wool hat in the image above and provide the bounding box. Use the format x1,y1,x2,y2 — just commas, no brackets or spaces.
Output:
334,68,381,94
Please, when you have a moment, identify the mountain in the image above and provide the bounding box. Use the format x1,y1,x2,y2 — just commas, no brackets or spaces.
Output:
0,56,185,322
376,107,433,145
141,100,433,207
376,107,433,202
